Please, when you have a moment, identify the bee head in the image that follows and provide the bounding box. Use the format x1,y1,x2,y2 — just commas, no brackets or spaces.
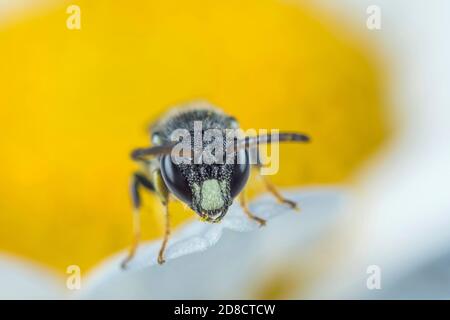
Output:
160,150,250,223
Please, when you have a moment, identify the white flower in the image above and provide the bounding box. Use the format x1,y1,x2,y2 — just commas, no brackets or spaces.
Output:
1,0,450,300
79,188,348,299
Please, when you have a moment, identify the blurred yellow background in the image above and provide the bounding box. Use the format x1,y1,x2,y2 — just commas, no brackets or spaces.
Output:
0,0,388,273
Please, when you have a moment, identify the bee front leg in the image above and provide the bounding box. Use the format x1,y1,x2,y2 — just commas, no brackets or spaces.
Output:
151,169,170,265
239,190,266,227
157,202,170,265
255,164,299,211
121,172,155,270
121,169,170,268
251,150,300,211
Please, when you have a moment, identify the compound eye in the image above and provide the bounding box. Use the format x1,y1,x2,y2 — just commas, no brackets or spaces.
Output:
230,150,250,198
160,155,192,204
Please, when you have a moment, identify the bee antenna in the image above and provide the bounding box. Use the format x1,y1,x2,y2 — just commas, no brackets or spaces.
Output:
131,143,176,161
228,131,310,154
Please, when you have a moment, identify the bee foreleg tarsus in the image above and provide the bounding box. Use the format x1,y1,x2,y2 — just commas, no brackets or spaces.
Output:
239,191,266,227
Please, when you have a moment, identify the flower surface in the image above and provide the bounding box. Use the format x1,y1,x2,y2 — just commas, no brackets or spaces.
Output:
0,0,387,272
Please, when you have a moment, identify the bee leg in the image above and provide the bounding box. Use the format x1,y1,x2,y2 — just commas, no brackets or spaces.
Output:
255,165,299,211
121,173,155,270
151,169,170,265
157,202,170,265
239,190,266,227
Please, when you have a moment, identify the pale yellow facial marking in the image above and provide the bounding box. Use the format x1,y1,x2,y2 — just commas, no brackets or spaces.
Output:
200,179,224,211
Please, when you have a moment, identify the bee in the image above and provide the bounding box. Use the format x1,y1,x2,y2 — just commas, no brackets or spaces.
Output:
121,101,310,268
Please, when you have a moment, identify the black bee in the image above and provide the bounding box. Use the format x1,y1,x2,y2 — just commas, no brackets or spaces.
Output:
121,101,310,268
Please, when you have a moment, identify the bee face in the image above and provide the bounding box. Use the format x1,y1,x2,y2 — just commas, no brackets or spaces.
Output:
160,150,250,222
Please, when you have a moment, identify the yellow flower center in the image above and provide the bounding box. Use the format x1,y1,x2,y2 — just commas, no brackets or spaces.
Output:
0,0,389,273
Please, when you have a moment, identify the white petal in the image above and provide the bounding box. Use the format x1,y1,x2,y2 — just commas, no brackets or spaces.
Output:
79,188,348,299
